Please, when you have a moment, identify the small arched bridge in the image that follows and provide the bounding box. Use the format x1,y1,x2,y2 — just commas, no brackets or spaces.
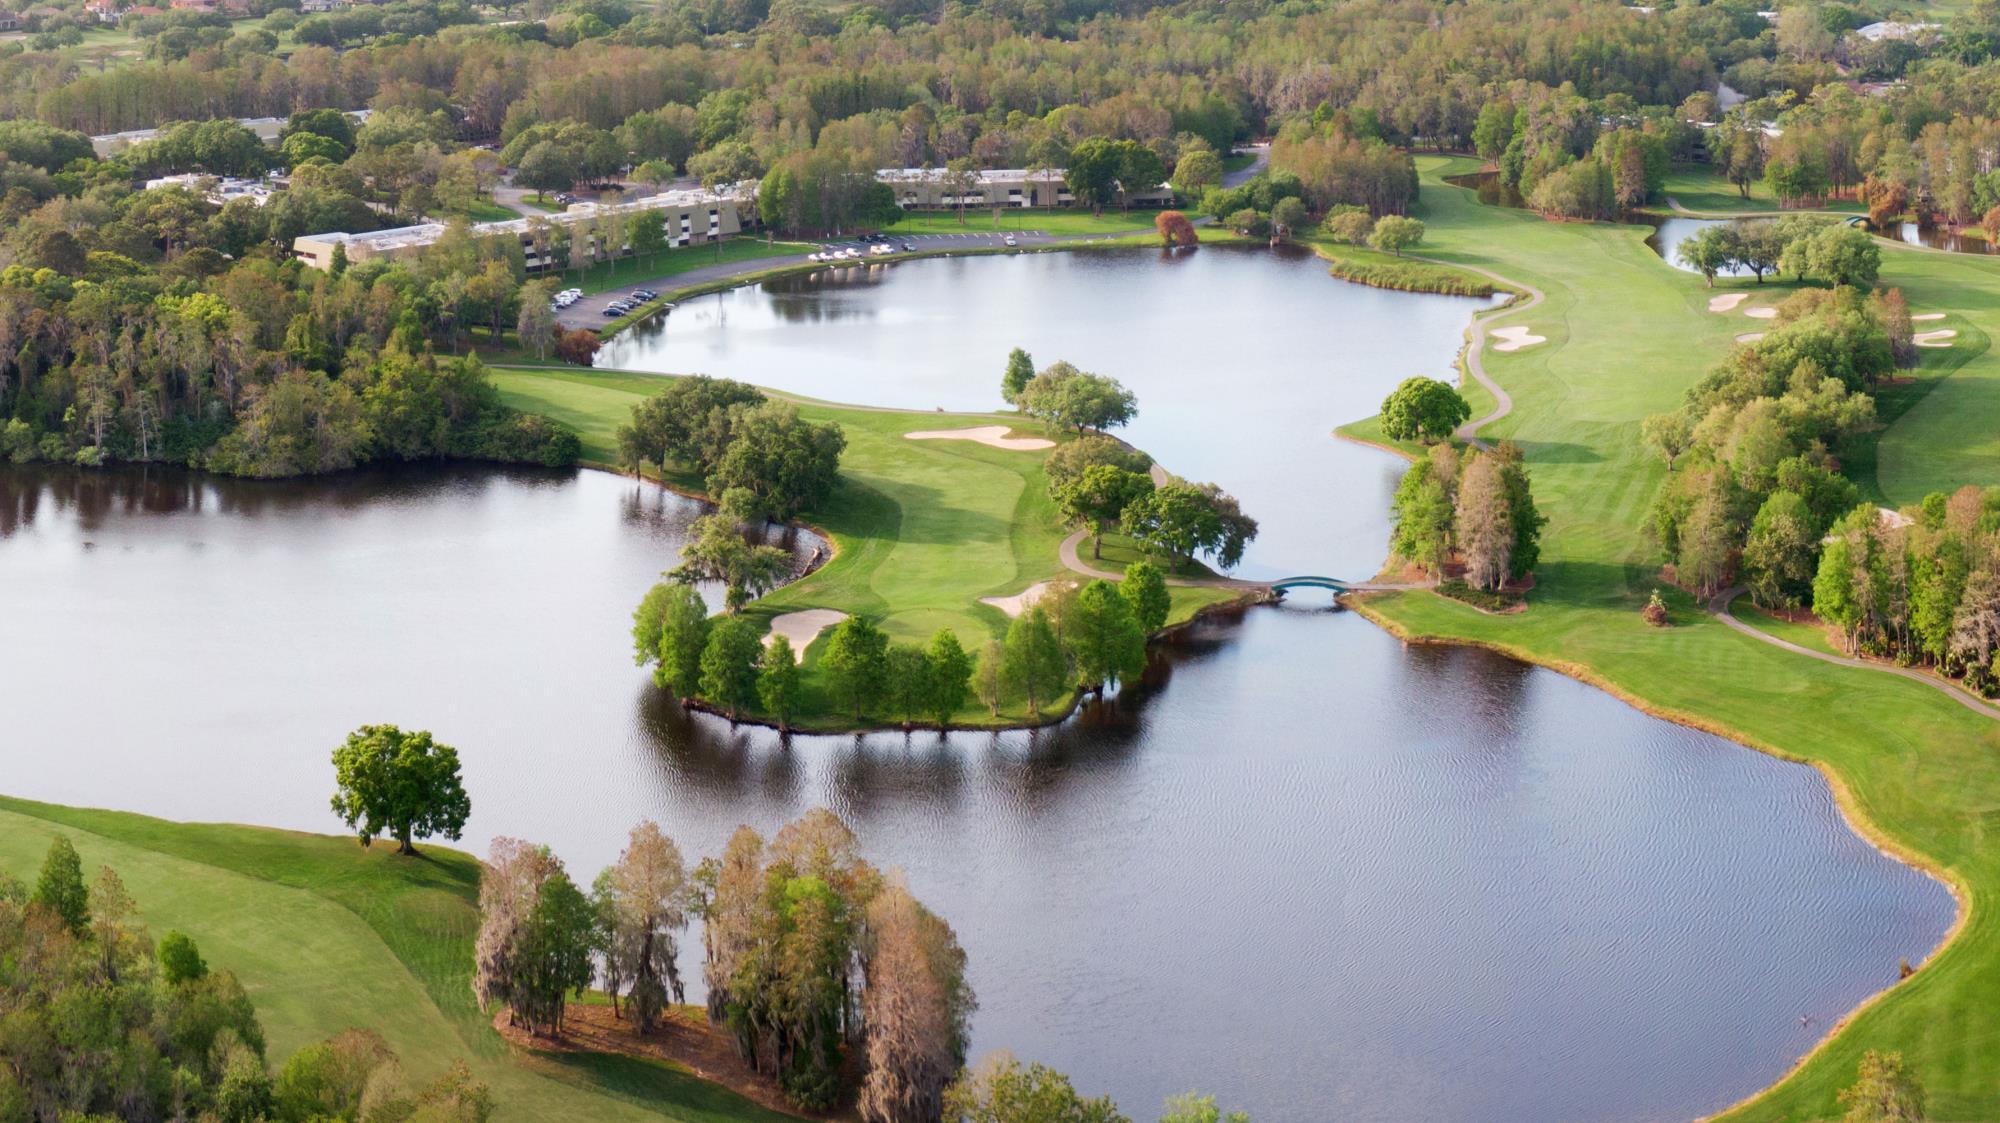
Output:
1269,575,1353,593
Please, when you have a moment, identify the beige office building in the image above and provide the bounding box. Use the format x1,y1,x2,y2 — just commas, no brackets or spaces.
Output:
291,187,748,271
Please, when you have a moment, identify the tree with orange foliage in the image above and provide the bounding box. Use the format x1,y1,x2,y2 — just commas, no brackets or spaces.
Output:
1154,209,1197,248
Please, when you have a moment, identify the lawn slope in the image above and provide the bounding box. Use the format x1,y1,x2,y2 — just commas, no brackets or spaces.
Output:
0,797,800,1123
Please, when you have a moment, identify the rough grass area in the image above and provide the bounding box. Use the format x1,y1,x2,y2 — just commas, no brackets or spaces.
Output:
490,365,1240,729
1344,156,2000,1121
0,797,800,1123
1304,237,1500,296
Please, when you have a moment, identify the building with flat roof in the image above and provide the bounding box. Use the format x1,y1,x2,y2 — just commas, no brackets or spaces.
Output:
875,167,1175,210
290,187,750,271
91,110,371,158
144,173,277,206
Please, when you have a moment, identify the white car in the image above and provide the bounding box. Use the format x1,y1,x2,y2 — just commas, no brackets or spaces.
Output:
1003,235,1018,247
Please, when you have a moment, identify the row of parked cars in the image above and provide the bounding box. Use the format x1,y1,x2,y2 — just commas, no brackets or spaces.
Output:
547,287,585,311
602,288,660,317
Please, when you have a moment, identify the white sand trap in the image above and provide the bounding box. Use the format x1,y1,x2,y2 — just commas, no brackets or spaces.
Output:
1708,293,1748,313
1916,329,1958,348
1912,313,1947,322
765,609,846,661
904,425,1054,451
980,581,1051,618
1743,306,1778,320
1489,325,1546,352
1736,332,1766,344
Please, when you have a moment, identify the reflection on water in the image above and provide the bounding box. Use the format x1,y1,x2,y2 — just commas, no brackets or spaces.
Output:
1886,220,2000,255
0,460,1953,1123
1443,169,1526,209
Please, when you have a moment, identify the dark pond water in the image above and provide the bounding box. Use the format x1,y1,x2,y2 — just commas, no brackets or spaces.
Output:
1885,220,2000,255
1443,169,1526,210
1648,216,1760,277
0,247,1956,1123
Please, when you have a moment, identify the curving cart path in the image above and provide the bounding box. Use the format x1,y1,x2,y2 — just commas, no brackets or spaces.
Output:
1709,587,2000,721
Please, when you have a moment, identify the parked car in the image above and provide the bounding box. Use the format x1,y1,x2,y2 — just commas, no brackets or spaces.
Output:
902,242,917,252
1003,235,1018,246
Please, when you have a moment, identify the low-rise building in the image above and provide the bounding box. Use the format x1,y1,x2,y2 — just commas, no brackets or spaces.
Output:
875,167,1174,210
144,173,276,206
1855,20,1939,42
291,187,750,271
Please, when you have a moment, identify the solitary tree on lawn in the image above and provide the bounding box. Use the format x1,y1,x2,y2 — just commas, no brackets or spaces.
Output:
330,724,472,856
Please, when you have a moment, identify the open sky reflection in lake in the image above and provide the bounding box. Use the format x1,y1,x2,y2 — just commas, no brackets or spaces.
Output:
0,244,1955,1122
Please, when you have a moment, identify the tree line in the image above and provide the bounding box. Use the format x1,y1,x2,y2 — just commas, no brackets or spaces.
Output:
474,809,975,1118
1644,286,1905,601
632,562,1172,729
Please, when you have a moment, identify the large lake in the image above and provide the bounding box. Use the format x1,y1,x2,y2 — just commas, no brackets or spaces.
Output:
0,246,1953,1122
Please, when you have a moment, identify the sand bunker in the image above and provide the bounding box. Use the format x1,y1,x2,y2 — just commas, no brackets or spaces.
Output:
765,609,847,660
1916,329,1958,348
1489,325,1546,352
1743,306,1778,320
904,426,1054,451
1736,332,1766,344
1708,293,1748,313
980,581,1051,618
1912,313,1947,322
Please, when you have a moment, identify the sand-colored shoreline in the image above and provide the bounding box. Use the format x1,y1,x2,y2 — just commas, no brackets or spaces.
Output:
904,425,1054,451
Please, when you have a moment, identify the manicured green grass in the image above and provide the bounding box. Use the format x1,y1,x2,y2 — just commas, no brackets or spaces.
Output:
884,209,1166,236
449,198,523,223
0,797,798,1123
1656,163,1866,216
491,365,1241,728
1735,602,1844,657
1346,156,2000,1121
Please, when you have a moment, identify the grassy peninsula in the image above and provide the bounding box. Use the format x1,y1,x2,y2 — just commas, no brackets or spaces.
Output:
492,364,1244,730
